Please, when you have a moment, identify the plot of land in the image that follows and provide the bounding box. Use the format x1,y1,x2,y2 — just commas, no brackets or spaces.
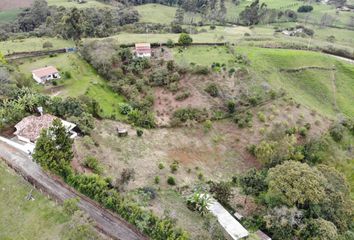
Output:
135,4,176,23
0,0,33,10
0,161,70,240
47,0,111,8
15,53,125,119
0,37,74,55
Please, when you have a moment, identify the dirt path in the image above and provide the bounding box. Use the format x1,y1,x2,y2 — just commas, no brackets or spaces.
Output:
0,141,147,240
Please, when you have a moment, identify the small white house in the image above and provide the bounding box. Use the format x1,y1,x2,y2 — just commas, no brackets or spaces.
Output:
32,66,60,84
135,43,151,58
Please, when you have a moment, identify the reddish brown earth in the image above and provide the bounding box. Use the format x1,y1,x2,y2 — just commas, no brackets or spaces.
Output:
0,0,33,10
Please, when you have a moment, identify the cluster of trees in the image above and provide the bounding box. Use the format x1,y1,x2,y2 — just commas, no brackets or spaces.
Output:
0,88,96,134
238,0,297,26
238,120,354,239
33,120,189,239
0,0,139,40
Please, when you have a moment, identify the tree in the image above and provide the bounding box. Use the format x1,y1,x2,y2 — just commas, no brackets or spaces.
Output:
174,7,184,24
264,206,303,240
178,33,193,46
209,181,232,206
60,8,83,40
239,168,268,196
300,218,338,240
239,0,267,25
266,161,326,207
33,119,74,178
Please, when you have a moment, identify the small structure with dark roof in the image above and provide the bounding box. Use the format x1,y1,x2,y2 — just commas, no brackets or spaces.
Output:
32,66,60,84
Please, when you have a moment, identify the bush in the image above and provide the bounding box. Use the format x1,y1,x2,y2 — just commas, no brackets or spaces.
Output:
329,123,345,142
170,161,179,173
175,91,190,101
154,176,160,184
166,39,174,48
192,65,209,75
167,176,176,185
119,103,132,115
172,107,208,124
63,197,80,215
204,83,219,97
83,156,102,174
209,181,232,206
136,129,143,137
210,25,216,30
297,5,313,13
64,71,72,79
178,33,193,46
43,41,53,48
158,162,165,169
257,112,266,122
227,100,236,113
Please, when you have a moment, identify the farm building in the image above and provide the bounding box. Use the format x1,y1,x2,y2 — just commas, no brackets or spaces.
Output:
14,114,77,144
207,199,249,240
134,43,151,58
32,66,60,84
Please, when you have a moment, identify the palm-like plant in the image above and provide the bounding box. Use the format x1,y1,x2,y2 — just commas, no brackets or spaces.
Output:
187,192,211,216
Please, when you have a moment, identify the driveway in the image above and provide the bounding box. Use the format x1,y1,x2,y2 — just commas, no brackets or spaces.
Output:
0,140,147,240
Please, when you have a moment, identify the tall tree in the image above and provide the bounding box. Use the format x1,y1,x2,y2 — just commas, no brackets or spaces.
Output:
266,161,326,207
33,119,73,178
239,0,267,25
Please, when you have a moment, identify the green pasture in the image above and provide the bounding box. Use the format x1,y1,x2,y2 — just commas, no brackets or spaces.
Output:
16,53,125,119
135,4,176,23
47,0,111,8
0,162,70,240
0,9,21,24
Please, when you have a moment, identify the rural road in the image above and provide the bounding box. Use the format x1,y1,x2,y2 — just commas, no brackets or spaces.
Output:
0,141,147,240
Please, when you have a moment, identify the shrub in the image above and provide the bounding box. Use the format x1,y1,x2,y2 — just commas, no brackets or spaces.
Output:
297,5,313,13
170,161,179,173
257,112,266,122
119,103,132,115
209,181,232,206
83,156,102,174
42,41,53,48
210,25,216,30
299,127,308,137
136,129,143,137
167,176,176,185
178,33,193,46
172,107,208,124
166,39,174,48
154,176,160,184
175,91,190,101
193,65,209,75
158,162,165,169
63,197,80,215
204,83,219,97
227,100,236,113
329,123,345,142
64,71,72,79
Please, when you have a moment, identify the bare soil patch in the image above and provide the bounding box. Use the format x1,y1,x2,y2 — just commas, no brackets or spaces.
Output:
0,0,33,10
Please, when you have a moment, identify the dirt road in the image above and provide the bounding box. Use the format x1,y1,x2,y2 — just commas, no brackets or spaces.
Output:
0,141,147,240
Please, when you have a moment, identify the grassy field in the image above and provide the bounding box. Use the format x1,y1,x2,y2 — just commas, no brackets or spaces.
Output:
237,47,354,118
135,4,176,23
0,161,70,239
47,0,111,8
0,8,21,24
0,37,74,55
171,45,354,118
16,53,125,118
173,46,236,67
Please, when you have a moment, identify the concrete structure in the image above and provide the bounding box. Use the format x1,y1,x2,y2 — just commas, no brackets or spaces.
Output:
14,114,77,144
135,43,151,58
207,199,249,240
32,66,60,84
255,230,272,240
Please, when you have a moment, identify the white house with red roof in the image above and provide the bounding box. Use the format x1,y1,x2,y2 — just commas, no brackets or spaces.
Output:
32,66,60,84
135,43,151,58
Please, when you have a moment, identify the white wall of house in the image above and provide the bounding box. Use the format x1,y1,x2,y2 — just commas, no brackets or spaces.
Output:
136,52,151,58
32,72,60,84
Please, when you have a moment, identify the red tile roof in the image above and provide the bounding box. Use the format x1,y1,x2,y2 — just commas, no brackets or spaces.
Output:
32,66,59,78
135,43,151,54
14,114,57,142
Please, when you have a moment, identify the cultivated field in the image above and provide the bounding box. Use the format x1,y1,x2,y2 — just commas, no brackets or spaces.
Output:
0,0,33,10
